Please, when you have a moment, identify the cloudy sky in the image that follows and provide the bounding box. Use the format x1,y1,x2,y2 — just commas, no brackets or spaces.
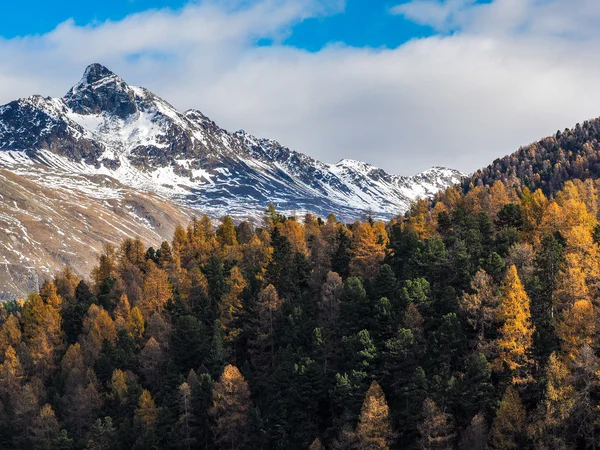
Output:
2,0,600,175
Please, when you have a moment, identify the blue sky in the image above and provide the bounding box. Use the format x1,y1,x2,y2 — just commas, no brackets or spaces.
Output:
1,0,600,175
1,0,436,49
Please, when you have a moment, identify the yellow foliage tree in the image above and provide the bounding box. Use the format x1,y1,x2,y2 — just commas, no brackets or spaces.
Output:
494,266,534,382
489,387,526,450
356,381,394,450
350,221,386,279
135,389,159,429
219,266,247,343
140,261,172,317
210,365,251,450
556,300,597,361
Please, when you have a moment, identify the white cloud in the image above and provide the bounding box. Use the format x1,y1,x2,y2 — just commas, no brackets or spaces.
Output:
2,0,600,175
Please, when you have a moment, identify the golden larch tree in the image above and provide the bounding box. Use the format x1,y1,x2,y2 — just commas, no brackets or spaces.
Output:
356,381,394,450
219,266,247,343
494,266,534,382
350,221,386,279
210,364,251,450
556,300,597,361
134,389,159,434
140,261,172,317
417,398,455,450
488,387,526,450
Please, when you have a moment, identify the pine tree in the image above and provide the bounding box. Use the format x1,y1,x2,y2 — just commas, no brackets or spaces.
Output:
85,417,117,450
251,284,282,376
210,365,251,450
356,381,393,450
494,265,534,382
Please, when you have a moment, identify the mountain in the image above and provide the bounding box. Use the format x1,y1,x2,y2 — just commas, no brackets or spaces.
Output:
0,64,462,221
0,64,462,298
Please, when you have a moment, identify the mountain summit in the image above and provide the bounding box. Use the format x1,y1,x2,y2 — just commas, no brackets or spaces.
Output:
64,63,138,118
0,64,463,221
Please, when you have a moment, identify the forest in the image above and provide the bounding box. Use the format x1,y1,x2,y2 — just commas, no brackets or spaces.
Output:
3,175,600,449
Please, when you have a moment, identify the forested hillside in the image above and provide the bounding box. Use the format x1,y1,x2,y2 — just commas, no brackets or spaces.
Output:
2,176,600,449
465,117,600,197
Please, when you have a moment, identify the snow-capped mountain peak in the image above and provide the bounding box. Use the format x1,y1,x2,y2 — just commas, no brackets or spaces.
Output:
0,64,463,222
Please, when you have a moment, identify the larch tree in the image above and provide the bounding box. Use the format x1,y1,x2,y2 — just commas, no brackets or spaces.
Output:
210,365,251,450
21,292,63,376
134,389,159,447
417,398,455,450
356,381,394,450
39,279,62,309
556,299,597,361
127,306,145,342
532,352,575,448
91,244,117,291
113,293,131,330
80,305,117,365
279,218,308,255
571,345,600,447
140,261,172,317
178,382,197,450
319,271,343,332
216,215,238,247
458,413,488,450
350,221,386,280
488,387,526,450
309,437,326,450
29,404,60,447
494,265,534,382
459,269,499,345
0,315,21,356
139,337,165,390
136,390,159,426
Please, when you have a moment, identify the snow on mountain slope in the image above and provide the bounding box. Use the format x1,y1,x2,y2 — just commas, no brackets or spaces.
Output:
0,64,463,223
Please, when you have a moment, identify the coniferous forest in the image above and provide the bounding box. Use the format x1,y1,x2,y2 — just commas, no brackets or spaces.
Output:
5,175,600,449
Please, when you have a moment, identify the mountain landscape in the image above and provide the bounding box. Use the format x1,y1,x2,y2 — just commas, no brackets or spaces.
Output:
6,2,600,449
0,64,462,298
